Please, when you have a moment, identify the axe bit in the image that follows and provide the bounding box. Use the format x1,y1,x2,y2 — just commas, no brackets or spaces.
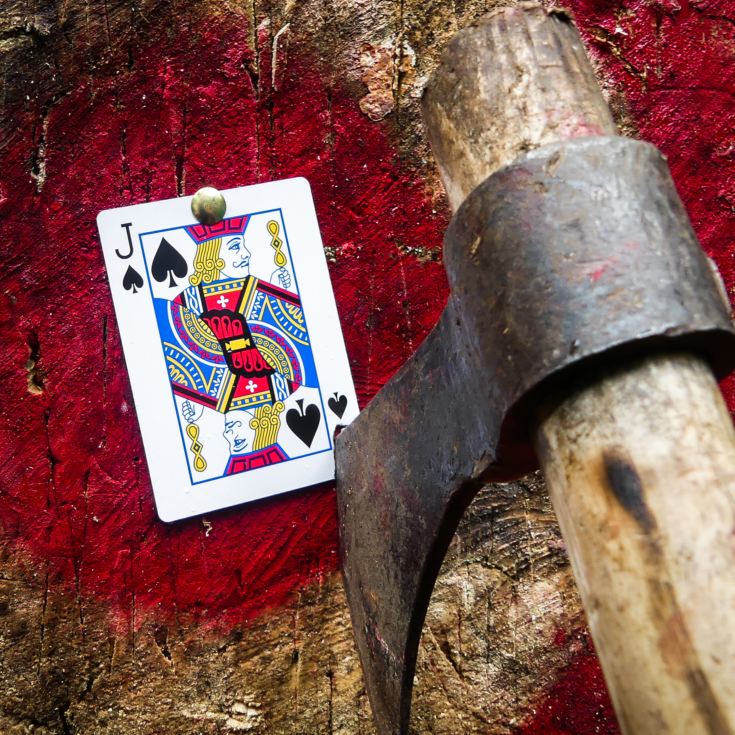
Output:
336,4,735,734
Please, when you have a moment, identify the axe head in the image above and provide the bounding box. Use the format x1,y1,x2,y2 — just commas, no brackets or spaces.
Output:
334,6,734,734
335,136,735,734
336,301,491,734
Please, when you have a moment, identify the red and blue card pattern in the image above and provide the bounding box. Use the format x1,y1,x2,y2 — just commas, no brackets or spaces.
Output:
97,178,358,521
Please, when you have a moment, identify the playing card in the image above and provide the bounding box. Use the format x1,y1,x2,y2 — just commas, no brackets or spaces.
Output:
97,178,358,521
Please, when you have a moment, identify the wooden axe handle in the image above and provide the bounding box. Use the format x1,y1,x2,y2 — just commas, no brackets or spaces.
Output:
423,5,735,733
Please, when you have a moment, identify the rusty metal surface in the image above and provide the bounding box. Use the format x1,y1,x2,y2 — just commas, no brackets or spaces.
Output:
335,136,735,735
446,135,735,466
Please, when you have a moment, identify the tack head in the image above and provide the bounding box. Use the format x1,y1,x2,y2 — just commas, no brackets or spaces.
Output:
191,186,226,225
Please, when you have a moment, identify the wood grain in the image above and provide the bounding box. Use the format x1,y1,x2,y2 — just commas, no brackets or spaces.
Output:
0,479,596,734
536,354,735,733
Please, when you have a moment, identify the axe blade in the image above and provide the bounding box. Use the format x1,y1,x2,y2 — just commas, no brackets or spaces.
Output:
336,299,497,734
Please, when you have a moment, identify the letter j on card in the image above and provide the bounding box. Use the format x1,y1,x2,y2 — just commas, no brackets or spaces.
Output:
97,179,359,521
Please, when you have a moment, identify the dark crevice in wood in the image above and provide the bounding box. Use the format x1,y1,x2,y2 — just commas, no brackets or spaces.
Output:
153,624,173,663
25,330,45,394
175,103,187,197
58,702,72,735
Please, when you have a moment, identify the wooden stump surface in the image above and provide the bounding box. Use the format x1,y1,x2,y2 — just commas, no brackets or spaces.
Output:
1,0,734,732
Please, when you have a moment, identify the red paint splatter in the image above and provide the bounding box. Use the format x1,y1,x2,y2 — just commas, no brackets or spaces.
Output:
0,19,447,629
518,632,619,735
588,258,618,282
554,627,570,648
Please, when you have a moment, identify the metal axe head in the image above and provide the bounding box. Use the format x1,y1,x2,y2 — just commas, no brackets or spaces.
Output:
335,5,735,734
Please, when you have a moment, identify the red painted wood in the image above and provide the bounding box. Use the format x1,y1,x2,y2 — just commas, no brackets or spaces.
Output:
518,631,618,734
1,1,732,729
0,23,447,629
568,0,735,407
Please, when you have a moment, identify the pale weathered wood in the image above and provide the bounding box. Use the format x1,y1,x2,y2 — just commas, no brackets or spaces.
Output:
423,4,735,734
535,354,735,734
0,481,583,735
422,2,616,211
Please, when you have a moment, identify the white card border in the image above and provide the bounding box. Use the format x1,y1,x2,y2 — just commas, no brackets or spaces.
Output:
97,178,359,522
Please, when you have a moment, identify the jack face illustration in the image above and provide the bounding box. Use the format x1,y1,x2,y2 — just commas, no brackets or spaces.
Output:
151,213,320,481
223,410,253,455
221,235,251,277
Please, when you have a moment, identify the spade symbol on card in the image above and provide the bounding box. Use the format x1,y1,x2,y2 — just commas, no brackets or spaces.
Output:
286,399,321,447
151,237,188,288
122,265,144,294
328,393,347,419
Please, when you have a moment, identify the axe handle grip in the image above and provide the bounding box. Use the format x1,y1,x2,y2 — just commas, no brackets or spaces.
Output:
423,5,735,733
534,353,735,734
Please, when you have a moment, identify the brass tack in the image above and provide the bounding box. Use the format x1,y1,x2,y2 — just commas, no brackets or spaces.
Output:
191,186,226,225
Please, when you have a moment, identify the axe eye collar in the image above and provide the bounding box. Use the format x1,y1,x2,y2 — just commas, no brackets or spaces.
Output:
335,135,735,735
444,135,735,470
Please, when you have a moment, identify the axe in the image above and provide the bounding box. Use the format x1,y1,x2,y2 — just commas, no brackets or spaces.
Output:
335,5,735,734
